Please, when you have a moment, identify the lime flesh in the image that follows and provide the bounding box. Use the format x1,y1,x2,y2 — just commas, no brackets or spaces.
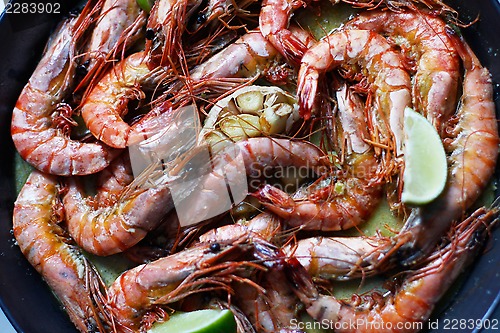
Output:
148,309,237,333
401,107,447,205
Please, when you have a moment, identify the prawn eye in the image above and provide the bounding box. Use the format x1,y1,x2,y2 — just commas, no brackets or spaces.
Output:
145,28,155,40
210,242,221,253
76,60,89,77
196,12,207,24
76,65,87,76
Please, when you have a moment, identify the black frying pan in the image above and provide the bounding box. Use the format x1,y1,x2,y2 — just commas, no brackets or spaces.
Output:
0,1,498,332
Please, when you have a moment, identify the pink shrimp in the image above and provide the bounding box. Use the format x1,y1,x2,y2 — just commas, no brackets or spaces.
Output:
345,9,461,134
62,155,174,256
13,171,109,333
189,30,282,81
10,16,117,176
297,29,412,157
189,26,315,81
93,151,135,205
288,203,499,333
259,0,453,65
256,85,384,231
107,236,276,332
259,0,316,65
395,32,499,265
198,212,282,244
76,0,147,92
80,51,167,148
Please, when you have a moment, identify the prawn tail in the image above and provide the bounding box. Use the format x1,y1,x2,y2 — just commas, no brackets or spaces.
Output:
297,67,318,120
283,255,319,306
252,184,295,216
272,30,308,65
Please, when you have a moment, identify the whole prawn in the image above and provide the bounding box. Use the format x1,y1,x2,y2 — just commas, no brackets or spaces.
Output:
298,29,412,156
345,9,460,134
13,171,109,333
11,16,117,176
62,155,174,256
395,33,499,265
107,236,275,332
288,203,499,333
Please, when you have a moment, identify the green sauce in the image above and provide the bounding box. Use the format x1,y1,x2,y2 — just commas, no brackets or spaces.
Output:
14,152,33,195
85,253,135,287
296,2,360,39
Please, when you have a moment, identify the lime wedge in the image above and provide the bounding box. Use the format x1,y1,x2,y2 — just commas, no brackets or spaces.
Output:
148,309,237,333
401,107,447,205
136,0,154,12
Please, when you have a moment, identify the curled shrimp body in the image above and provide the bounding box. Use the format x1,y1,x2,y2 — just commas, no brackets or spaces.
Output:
62,159,174,256
259,0,318,65
257,154,382,231
396,35,499,265
13,171,107,333
11,17,117,176
81,51,166,148
346,9,460,133
257,86,384,231
298,29,412,155
289,204,499,333
94,152,135,205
